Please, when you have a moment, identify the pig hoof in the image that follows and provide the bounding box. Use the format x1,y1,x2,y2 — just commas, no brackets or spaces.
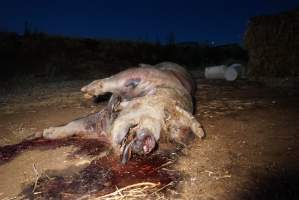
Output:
191,124,205,139
25,131,43,140
43,127,60,139
196,127,205,139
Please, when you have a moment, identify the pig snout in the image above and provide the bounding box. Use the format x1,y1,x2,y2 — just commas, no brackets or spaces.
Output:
132,128,157,155
120,128,157,164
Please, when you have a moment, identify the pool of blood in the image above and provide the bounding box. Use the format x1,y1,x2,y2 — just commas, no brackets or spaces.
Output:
0,138,181,199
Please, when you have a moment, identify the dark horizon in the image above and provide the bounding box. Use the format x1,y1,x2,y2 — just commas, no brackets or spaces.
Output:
1,0,298,45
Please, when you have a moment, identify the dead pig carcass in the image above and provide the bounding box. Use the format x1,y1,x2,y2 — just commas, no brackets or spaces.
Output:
40,62,205,163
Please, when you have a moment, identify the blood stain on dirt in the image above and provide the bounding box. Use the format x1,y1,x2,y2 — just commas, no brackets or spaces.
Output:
0,138,180,199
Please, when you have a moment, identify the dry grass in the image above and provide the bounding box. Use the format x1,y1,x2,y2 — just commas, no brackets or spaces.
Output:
78,182,174,200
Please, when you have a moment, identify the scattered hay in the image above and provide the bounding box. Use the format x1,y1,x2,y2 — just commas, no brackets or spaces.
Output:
83,182,172,200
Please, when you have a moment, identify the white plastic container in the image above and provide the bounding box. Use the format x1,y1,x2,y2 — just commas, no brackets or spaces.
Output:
224,66,238,81
205,64,244,81
204,65,227,80
229,63,246,79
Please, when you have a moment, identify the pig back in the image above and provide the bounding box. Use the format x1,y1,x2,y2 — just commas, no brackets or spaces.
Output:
155,62,196,96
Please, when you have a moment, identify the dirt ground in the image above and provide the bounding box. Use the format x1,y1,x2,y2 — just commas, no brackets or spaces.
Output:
0,75,298,200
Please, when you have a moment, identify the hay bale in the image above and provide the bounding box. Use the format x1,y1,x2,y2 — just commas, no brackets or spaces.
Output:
244,7,299,77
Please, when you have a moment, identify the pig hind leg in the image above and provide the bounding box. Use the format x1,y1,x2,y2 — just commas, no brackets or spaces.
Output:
174,106,205,139
169,124,194,148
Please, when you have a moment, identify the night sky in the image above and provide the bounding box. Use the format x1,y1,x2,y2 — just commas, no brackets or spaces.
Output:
1,0,298,44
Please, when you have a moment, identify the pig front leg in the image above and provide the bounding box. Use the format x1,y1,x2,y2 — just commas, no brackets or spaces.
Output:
42,109,110,140
40,94,120,140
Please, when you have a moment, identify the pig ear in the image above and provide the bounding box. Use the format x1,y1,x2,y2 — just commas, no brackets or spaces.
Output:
125,78,141,89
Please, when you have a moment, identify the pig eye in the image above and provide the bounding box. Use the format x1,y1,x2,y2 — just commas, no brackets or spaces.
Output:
125,78,141,89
